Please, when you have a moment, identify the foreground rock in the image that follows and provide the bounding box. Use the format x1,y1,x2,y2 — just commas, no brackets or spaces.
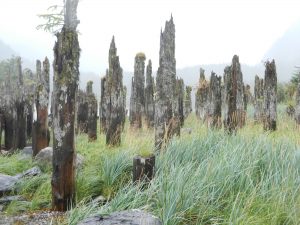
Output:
78,209,161,225
0,211,65,225
0,195,25,205
34,147,84,168
0,167,41,196
14,166,42,179
0,174,17,196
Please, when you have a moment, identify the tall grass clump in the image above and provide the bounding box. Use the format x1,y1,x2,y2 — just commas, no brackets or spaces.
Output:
85,121,300,225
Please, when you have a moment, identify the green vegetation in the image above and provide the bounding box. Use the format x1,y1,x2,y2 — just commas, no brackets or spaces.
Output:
1,105,300,224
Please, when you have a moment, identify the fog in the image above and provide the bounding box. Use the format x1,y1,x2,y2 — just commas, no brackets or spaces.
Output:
0,0,299,75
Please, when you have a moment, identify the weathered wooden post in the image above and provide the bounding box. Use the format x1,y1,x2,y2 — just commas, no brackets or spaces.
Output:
224,55,245,133
33,58,50,156
254,75,264,122
104,36,125,146
51,0,80,211
263,60,277,131
144,60,155,128
24,69,35,139
100,76,107,134
3,63,17,151
133,155,155,184
155,16,177,150
295,84,300,124
195,68,209,121
15,57,27,149
208,72,222,129
171,78,184,136
86,81,97,141
244,84,251,112
76,90,88,134
121,85,127,130
184,85,192,118
130,53,146,129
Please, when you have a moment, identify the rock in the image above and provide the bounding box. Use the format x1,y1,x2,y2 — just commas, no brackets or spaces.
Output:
14,166,42,179
22,146,33,156
35,147,84,168
0,205,4,212
0,195,25,205
92,195,106,205
0,174,18,196
35,147,53,165
0,167,42,196
0,211,65,225
78,209,162,225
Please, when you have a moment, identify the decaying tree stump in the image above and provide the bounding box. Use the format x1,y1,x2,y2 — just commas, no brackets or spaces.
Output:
51,0,80,211
100,76,107,134
76,90,88,134
130,53,146,129
155,16,177,150
224,55,245,134
133,155,155,184
263,60,277,131
0,57,38,151
15,57,27,150
254,75,264,122
121,86,127,130
101,36,126,146
295,84,300,124
24,70,35,140
184,85,192,118
33,58,50,156
208,72,222,129
173,78,184,134
86,81,97,141
144,60,155,128
243,84,251,111
195,68,209,121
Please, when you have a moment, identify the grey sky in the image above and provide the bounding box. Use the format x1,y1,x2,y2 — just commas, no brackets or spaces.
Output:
0,0,299,75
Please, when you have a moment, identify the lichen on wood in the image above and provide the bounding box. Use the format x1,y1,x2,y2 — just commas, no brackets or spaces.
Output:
224,55,245,134
129,53,146,129
154,15,177,150
51,0,80,211
263,60,277,131
33,58,50,157
144,60,155,128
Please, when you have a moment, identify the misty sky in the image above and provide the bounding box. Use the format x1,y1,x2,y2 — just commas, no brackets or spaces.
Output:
0,0,299,75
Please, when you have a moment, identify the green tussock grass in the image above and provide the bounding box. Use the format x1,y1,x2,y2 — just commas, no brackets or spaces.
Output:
1,105,300,225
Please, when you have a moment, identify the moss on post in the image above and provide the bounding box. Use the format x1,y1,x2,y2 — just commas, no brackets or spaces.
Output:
263,60,277,131
33,58,50,156
51,0,80,212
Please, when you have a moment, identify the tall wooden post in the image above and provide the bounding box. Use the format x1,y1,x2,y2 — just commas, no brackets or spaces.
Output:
263,60,277,131
33,58,50,156
51,0,80,211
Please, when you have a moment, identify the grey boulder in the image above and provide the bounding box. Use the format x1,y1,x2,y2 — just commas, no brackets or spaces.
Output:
35,147,84,168
0,167,42,196
78,209,161,225
0,174,18,196
0,195,26,205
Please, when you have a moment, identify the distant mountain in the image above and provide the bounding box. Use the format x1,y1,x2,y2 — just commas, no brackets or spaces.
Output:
262,19,300,81
0,39,16,60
